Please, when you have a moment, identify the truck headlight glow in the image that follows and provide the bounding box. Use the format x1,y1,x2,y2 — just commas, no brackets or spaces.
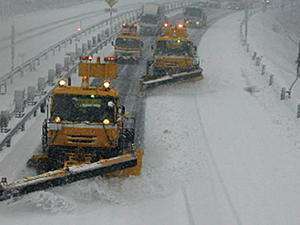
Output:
178,23,184,28
54,117,61,123
103,119,110,125
58,79,67,87
103,80,111,89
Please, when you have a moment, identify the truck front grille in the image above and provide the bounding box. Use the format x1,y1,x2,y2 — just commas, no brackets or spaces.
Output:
68,135,97,144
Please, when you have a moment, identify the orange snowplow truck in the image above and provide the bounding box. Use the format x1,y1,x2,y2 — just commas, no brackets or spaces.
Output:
0,57,143,201
140,23,203,90
112,23,143,63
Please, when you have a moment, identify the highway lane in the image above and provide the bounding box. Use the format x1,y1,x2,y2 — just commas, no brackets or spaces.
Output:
0,5,235,181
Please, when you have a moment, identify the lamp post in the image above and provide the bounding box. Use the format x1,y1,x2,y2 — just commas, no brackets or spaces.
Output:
244,0,249,43
11,23,15,73
297,38,300,77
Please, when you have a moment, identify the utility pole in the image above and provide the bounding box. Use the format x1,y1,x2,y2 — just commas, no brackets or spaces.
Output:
244,0,249,43
297,38,300,77
11,23,15,73
284,39,300,98
110,6,113,33
0,0,3,20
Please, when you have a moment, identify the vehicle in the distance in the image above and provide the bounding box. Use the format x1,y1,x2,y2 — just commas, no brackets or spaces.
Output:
209,0,221,8
140,23,203,90
184,6,207,28
112,23,143,63
227,0,245,9
140,3,166,35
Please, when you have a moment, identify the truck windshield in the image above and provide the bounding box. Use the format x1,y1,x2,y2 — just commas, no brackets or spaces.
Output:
116,37,140,48
185,8,203,17
51,94,115,122
141,14,157,24
156,40,192,56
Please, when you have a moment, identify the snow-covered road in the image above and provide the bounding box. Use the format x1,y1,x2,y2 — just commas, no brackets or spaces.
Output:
144,7,300,224
1,2,300,225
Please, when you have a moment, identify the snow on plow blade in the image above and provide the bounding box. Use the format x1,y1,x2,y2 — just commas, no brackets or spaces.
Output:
140,69,203,91
0,153,140,202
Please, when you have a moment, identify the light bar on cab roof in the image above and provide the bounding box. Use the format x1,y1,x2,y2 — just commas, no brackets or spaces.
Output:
104,57,117,62
164,23,172,27
80,55,93,61
177,23,186,28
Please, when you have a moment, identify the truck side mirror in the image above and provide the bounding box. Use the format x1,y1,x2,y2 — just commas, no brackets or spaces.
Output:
194,46,197,51
118,105,125,115
111,41,114,46
151,45,154,50
40,102,45,113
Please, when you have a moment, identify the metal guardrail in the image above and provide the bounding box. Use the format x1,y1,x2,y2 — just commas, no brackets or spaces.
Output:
0,0,196,150
0,9,139,86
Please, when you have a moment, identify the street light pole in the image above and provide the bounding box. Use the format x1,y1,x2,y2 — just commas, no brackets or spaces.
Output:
110,6,113,34
284,39,300,98
11,23,15,73
297,38,300,76
244,0,249,43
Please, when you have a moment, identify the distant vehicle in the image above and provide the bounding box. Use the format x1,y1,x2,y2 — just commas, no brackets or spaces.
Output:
262,0,270,4
208,0,221,8
197,1,209,7
184,6,207,28
227,0,245,9
140,3,166,35
112,23,143,64
140,23,203,90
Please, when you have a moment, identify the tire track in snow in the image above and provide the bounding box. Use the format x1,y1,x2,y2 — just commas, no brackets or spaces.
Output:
181,186,196,225
193,96,243,225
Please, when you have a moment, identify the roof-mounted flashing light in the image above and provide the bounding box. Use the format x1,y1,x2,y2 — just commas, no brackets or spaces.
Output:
177,23,186,28
80,55,93,61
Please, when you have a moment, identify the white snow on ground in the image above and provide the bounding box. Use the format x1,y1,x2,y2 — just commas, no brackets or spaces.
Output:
1,2,300,225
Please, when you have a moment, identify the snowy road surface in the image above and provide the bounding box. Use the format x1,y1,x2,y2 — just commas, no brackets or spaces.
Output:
1,2,300,225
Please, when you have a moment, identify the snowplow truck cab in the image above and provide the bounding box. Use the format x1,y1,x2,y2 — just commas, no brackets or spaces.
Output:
140,3,166,35
42,56,142,173
139,23,203,90
112,23,143,63
152,23,200,76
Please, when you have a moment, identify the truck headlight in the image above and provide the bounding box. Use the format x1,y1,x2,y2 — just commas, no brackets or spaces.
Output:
103,80,111,89
103,119,110,125
58,79,67,87
54,117,61,123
